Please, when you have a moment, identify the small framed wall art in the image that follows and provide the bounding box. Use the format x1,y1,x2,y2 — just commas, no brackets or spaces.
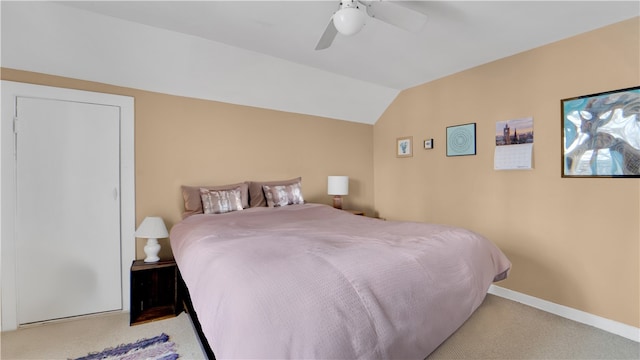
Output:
561,86,640,177
396,136,413,158
424,138,434,149
446,123,476,156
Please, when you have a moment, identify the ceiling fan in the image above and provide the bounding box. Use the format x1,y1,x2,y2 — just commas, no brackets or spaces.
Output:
315,0,428,50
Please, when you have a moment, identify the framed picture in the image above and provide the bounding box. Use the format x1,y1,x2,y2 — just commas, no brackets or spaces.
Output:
561,86,640,178
396,136,413,157
446,123,476,156
424,138,433,149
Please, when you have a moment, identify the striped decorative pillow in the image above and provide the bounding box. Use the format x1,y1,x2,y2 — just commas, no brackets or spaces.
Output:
200,187,244,214
262,182,304,207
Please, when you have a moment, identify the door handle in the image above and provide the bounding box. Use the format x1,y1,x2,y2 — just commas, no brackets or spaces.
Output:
113,187,119,200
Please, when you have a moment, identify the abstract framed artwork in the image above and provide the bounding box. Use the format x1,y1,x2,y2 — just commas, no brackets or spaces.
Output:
396,136,413,158
446,123,476,156
561,86,640,178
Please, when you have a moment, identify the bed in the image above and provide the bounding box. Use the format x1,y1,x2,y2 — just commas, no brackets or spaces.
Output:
170,180,511,359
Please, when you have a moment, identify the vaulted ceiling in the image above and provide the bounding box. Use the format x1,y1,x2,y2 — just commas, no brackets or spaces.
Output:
3,1,638,124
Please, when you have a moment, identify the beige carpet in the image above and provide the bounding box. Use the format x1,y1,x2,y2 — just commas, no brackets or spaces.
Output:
1,295,638,359
1,311,205,360
427,295,639,359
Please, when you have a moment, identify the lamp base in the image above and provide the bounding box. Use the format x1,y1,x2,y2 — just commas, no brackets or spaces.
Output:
144,238,161,263
332,195,343,209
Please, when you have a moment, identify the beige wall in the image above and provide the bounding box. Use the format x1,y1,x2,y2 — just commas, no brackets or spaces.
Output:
1,68,375,260
373,17,640,327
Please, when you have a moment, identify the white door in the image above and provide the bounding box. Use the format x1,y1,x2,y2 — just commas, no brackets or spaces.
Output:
15,97,122,324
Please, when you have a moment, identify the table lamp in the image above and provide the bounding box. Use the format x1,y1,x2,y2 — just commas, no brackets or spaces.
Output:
135,216,169,263
328,176,349,209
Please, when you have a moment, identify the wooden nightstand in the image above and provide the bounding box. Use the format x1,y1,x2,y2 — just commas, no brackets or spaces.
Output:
344,209,365,216
130,259,182,325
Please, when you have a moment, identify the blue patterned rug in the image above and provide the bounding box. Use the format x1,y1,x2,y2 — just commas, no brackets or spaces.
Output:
72,333,179,360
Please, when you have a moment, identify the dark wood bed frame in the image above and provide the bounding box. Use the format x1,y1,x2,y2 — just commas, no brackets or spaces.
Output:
178,271,217,360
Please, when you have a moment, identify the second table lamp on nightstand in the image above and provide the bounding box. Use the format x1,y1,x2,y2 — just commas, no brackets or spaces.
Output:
135,216,169,263
328,175,349,209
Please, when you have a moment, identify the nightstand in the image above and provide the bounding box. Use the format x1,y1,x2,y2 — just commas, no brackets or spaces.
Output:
344,209,365,216
130,259,182,325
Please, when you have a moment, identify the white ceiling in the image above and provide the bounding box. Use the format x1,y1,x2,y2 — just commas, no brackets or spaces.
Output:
57,1,640,89
4,1,639,124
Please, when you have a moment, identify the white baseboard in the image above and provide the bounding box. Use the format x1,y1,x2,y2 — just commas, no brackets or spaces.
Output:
488,285,640,343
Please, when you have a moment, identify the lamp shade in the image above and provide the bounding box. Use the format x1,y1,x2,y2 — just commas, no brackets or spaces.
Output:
134,216,169,239
333,7,366,36
328,176,349,196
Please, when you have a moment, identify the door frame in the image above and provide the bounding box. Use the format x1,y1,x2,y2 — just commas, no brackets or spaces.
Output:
1,81,135,331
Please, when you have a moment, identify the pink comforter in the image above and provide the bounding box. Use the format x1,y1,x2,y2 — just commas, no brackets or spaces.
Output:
170,203,510,359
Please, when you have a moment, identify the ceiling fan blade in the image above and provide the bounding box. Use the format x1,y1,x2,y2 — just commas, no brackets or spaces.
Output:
365,1,427,33
315,18,339,50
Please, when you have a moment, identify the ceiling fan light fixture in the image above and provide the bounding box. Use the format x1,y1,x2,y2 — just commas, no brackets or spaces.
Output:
333,7,366,36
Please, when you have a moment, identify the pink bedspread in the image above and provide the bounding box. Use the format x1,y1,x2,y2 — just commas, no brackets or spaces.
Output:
170,203,510,359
